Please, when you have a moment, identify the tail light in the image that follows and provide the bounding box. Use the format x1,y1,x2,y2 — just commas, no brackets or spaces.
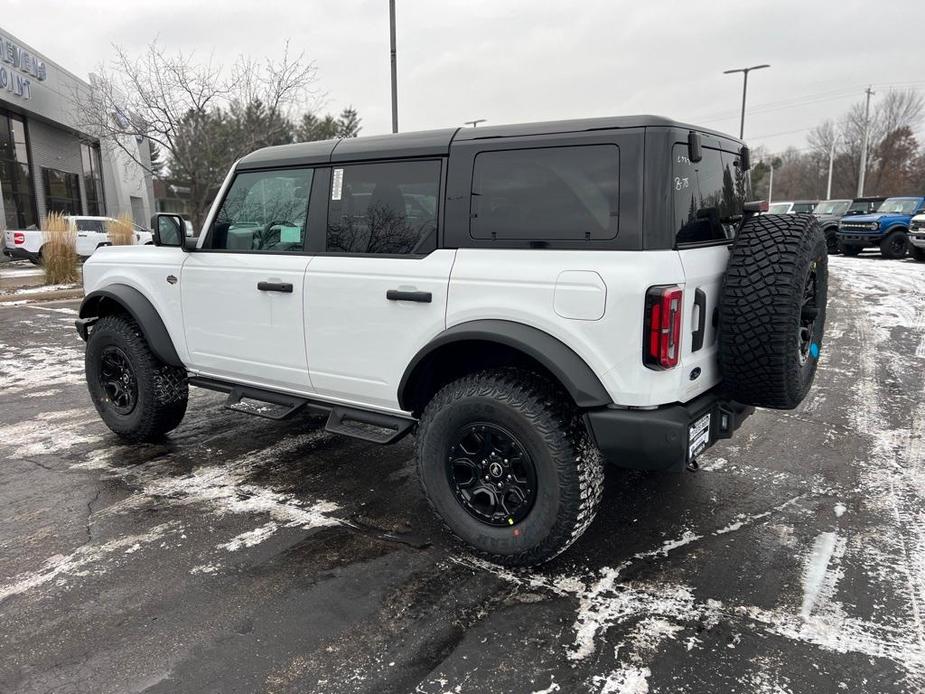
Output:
13,232,25,245
644,285,683,370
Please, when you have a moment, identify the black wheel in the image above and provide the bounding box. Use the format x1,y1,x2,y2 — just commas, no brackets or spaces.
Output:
824,227,839,254
880,230,908,259
416,369,604,567
719,213,828,410
838,243,862,256
911,245,925,262
85,314,188,442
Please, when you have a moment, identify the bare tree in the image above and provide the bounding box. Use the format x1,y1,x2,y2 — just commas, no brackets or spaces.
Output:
75,40,318,225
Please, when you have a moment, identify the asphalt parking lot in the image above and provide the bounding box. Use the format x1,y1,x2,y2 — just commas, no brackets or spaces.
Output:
1,254,923,694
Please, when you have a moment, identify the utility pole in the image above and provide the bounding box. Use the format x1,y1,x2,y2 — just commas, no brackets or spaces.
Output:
768,164,774,203
389,0,398,134
464,119,486,128
857,86,874,197
826,135,837,199
723,64,771,139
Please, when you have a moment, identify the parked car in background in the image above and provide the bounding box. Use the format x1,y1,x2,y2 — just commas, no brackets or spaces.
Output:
836,196,925,259
767,200,818,215
813,199,852,253
909,213,925,262
844,196,886,216
2,216,153,264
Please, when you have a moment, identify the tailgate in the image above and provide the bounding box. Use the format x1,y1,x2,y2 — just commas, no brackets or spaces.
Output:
677,244,728,402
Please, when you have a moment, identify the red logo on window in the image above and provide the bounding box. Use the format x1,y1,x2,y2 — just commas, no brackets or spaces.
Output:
13,232,25,245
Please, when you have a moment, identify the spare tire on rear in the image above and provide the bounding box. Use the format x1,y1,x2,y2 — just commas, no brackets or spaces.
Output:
719,213,828,410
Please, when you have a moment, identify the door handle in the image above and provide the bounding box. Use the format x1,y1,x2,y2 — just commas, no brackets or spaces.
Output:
257,281,293,293
386,289,432,303
691,288,707,352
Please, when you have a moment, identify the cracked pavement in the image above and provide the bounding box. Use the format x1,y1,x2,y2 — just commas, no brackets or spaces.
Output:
0,253,923,693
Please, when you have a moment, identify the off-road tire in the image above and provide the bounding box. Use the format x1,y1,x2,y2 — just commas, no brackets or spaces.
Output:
416,369,604,567
879,229,908,259
911,245,925,262
839,243,862,256
719,213,828,410
824,227,839,254
85,314,188,442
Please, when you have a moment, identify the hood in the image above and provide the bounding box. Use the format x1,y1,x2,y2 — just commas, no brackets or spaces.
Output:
813,213,842,224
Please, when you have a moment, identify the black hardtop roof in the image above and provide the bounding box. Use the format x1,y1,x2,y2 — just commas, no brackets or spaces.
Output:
235,115,741,170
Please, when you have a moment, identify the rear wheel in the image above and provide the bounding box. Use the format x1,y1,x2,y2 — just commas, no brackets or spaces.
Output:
719,213,828,410
911,245,925,262
880,230,908,259
85,314,188,442
416,369,604,566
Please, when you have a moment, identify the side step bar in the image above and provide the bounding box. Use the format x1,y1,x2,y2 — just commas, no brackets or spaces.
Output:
188,376,414,443
324,406,414,444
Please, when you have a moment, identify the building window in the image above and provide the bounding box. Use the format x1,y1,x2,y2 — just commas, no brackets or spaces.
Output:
0,111,38,229
81,142,105,216
326,160,441,255
42,167,83,216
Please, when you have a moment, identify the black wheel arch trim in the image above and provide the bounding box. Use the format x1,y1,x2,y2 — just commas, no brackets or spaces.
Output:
79,284,183,367
398,319,612,411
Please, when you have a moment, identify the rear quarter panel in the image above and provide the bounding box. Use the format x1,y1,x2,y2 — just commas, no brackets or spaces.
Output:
447,248,717,407
82,245,191,363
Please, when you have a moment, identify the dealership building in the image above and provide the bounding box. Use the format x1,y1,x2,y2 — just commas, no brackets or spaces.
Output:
0,27,154,231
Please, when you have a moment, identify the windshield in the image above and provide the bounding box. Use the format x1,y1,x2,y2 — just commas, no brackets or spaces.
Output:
791,202,817,213
767,203,791,214
847,200,877,214
813,200,851,215
876,198,920,215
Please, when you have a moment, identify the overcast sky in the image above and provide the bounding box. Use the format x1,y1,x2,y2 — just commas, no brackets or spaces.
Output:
4,0,923,152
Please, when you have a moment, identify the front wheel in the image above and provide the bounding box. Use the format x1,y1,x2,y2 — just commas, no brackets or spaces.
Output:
839,243,862,256
416,369,604,567
880,230,908,259
85,314,189,442
911,245,925,262
824,227,839,254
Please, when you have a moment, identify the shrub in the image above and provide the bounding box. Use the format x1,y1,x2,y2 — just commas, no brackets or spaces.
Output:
41,212,80,285
106,213,135,246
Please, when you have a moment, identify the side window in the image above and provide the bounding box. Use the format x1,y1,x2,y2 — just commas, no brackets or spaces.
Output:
470,145,619,241
326,160,441,255
673,145,746,245
75,219,105,233
209,168,313,252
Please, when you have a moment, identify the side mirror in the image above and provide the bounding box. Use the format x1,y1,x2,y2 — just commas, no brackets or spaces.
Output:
150,213,187,250
739,145,751,171
687,131,703,163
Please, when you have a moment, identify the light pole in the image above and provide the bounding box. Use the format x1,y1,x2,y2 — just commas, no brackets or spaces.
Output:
389,0,398,133
857,86,874,197
723,64,770,139
826,135,839,200
464,119,486,128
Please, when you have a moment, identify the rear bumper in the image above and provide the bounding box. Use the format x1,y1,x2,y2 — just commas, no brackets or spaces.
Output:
584,390,754,472
2,245,37,261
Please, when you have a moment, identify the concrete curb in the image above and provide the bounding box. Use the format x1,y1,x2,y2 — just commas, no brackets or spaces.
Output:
0,288,84,304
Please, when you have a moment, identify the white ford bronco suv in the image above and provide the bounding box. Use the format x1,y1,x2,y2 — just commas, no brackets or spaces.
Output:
76,116,828,566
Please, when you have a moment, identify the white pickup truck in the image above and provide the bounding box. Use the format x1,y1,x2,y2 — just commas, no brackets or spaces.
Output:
76,116,828,566
2,215,153,264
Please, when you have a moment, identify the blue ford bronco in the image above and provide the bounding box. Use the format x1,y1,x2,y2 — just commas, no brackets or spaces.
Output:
836,196,925,259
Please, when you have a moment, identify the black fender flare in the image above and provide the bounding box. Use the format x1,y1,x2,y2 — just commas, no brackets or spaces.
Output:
79,284,183,367
398,319,612,411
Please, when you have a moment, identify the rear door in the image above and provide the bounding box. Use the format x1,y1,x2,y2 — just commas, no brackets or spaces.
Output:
74,218,106,256
672,143,747,401
305,159,453,412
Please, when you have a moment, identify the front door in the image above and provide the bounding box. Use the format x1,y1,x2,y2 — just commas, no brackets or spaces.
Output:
181,167,316,392
305,159,452,412
74,218,106,256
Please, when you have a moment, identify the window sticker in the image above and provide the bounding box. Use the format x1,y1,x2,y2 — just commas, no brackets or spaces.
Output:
332,168,344,201
279,225,301,243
